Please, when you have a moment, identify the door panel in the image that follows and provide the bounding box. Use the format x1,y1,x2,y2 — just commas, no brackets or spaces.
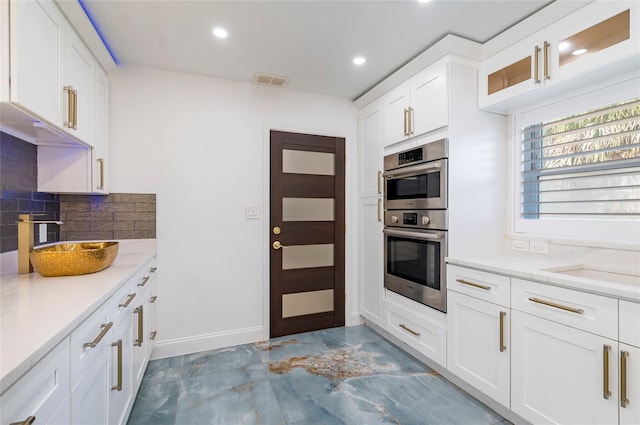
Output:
270,130,345,337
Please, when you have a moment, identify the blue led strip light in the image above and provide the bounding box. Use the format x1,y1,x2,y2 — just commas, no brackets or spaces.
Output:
77,0,119,65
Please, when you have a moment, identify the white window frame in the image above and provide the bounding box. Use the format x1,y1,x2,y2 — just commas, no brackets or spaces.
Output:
511,77,640,247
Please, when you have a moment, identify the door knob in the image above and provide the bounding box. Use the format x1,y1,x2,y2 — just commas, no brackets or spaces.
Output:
272,241,287,250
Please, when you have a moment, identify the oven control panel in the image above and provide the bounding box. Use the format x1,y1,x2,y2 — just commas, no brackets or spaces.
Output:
385,210,447,230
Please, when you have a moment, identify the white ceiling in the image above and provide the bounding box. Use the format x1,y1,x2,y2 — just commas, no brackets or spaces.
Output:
81,0,553,100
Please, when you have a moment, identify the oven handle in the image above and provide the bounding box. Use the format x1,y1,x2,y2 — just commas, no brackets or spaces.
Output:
383,160,443,179
383,228,444,241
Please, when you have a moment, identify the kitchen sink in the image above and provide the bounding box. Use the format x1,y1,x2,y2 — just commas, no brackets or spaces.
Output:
30,242,119,277
542,265,640,286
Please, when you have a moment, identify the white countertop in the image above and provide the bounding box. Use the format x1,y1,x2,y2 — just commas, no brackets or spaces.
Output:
446,252,640,303
0,239,156,394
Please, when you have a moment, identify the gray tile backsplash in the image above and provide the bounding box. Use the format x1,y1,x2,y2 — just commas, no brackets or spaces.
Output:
0,132,60,252
60,193,156,241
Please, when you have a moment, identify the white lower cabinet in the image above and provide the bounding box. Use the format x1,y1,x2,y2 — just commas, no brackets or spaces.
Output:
0,339,70,425
619,300,640,425
384,292,447,367
359,196,383,325
1,256,157,425
511,309,619,425
447,290,510,408
71,347,110,425
109,317,133,425
620,343,640,425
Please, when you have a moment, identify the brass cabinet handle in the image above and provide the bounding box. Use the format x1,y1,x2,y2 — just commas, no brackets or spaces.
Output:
603,344,612,400
10,416,36,425
456,278,491,291
534,45,541,84
83,322,113,348
499,311,507,352
118,293,136,308
528,297,584,314
543,41,550,80
111,339,123,391
377,170,382,194
72,89,78,129
403,108,408,136
150,330,157,341
150,295,158,303
134,306,144,347
621,350,630,408
64,85,73,127
399,323,420,337
138,276,150,287
150,267,158,273
408,106,414,135
377,198,382,222
97,158,104,190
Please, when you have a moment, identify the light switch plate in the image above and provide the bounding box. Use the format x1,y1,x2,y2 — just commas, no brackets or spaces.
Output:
39,223,47,243
245,205,261,220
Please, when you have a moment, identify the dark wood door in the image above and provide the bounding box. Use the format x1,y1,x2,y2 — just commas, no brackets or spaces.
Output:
270,130,345,338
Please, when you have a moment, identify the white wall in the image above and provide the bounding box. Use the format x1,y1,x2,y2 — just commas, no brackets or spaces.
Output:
108,66,359,358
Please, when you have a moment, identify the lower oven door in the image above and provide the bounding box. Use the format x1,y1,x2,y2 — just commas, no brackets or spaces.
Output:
383,227,447,312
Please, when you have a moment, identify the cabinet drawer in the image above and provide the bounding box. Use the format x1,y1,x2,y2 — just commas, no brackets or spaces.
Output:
0,339,70,425
447,265,510,307
70,302,112,386
385,300,447,367
620,300,640,347
512,278,618,339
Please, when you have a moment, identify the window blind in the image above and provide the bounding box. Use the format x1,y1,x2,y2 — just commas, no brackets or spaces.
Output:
521,97,640,220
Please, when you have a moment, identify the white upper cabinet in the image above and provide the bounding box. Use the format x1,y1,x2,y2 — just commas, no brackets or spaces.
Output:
359,99,383,198
65,27,94,143
9,0,65,125
93,65,109,193
382,60,448,146
6,0,106,148
479,0,640,113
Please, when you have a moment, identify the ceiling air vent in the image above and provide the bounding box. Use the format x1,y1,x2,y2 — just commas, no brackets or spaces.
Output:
254,73,289,87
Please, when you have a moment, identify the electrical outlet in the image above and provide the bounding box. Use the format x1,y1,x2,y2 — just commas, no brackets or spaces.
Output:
530,241,549,254
39,223,47,243
511,240,530,252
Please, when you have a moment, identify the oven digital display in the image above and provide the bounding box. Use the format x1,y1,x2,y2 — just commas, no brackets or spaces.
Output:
398,147,423,165
403,213,417,225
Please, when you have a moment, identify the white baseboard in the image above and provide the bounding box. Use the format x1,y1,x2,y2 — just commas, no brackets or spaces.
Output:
150,326,264,360
347,311,365,326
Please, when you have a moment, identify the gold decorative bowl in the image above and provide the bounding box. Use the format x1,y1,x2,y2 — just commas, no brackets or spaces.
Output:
30,242,119,277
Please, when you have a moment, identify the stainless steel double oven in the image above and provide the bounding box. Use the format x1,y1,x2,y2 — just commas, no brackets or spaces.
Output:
383,139,448,312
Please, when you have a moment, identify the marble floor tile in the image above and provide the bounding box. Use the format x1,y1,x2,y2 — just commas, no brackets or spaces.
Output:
140,355,184,388
314,325,381,349
254,331,329,362
182,343,261,379
128,325,508,425
127,380,179,425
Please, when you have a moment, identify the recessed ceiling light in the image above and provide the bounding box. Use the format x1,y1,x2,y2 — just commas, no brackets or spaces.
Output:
572,48,587,56
353,57,366,65
417,0,432,3
212,27,228,39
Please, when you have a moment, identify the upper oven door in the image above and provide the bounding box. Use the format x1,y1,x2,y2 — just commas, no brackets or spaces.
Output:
384,159,447,210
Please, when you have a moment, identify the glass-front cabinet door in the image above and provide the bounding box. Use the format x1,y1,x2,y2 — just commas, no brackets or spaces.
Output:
479,1,639,112
549,1,638,86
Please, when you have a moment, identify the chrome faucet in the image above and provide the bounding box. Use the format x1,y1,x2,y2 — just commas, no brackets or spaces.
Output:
17,214,64,274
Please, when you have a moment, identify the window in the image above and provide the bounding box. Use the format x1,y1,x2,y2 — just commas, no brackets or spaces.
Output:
513,80,640,245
